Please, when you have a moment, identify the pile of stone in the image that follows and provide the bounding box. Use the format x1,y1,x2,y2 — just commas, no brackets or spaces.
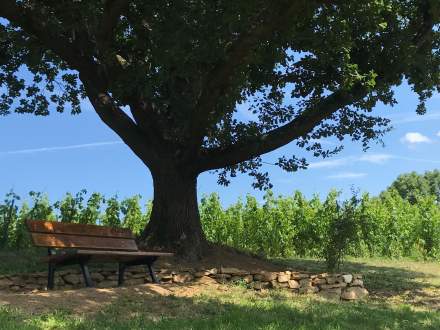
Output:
0,266,368,301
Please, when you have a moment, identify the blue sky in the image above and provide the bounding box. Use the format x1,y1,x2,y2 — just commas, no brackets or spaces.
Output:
1,82,439,205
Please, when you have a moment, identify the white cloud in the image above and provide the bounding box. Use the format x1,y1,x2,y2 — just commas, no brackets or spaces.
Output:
394,155,440,164
327,172,367,179
358,153,394,164
308,157,351,169
437,131,440,137
0,141,123,156
390,112,440,125
309,153,393,169
401,132,431,145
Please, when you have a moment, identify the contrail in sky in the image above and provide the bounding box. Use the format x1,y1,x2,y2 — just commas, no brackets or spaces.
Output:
0,141,123,155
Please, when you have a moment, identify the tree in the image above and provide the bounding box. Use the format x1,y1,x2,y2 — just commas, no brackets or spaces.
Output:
0,1,439,258
386,170,440,203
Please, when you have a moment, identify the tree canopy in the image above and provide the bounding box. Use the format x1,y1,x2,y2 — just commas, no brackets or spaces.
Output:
386,170,440,203
0,0,439,256
1,0,439,187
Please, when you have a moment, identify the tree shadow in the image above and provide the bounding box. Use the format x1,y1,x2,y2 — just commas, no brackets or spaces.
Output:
2,285,440,329
274,257,440,306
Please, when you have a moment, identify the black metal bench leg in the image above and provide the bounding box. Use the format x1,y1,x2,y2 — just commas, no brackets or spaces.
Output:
47,262,55,290
147,262,158,283
118,263,126,286
80,262,94,287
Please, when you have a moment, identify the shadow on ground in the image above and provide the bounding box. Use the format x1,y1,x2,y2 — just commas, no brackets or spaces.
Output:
275,257,440,307
1,283,439,330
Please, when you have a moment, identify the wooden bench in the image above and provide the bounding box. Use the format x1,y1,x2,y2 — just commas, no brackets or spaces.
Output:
26,220,173,290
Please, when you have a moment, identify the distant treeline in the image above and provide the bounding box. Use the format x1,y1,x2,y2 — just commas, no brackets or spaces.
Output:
1,175,439,270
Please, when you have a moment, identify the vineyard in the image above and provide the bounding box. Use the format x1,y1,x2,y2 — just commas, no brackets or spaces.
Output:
1,187,439,271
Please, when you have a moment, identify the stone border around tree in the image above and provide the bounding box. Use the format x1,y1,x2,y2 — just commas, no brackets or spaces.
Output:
0,267,368,301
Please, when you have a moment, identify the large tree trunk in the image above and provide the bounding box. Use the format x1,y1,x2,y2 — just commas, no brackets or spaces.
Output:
140,167,206,259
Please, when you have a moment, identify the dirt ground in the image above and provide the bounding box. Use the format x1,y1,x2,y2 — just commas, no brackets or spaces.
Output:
0,281,223,315
154,244,284,272
0,246,276,316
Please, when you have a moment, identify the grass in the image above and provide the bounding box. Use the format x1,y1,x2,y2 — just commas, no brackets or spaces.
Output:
1,286,440,330
2,253,440,329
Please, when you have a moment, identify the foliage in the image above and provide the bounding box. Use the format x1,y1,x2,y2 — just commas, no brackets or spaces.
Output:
386,170,440,203
3,258,440,329
120,195,144,235
0,1,438,190
2,181,440,269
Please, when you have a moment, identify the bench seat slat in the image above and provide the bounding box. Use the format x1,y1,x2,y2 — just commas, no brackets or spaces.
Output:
44,250,173,264
76,250,174,257
27,220,133,239
30,232,138,251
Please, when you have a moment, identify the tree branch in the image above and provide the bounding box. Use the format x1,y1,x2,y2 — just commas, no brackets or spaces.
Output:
82,80,158,167
97,0,130,55
0,0,98,76
189,0,325,143
197,84,368,172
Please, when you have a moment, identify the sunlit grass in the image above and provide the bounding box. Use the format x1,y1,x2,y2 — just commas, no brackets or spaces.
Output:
2,256,440,329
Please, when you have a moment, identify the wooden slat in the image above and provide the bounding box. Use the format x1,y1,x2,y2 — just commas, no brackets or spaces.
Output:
77,250,174,257
26,220,134,239
44,250,174,264
30,232,138,251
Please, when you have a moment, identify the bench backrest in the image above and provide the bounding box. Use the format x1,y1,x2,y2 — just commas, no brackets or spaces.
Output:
26,220,139,251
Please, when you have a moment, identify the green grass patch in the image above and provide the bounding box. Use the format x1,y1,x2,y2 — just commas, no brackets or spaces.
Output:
2,256,440,329
1,289,440,330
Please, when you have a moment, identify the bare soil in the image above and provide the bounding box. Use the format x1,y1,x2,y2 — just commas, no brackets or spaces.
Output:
0,282,221,315
155,244,284,272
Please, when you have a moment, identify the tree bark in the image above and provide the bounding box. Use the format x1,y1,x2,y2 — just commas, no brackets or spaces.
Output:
140,167,206,259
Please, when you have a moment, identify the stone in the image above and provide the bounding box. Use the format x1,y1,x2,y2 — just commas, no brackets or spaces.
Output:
288,280,300,289
319,288,342,300
9,285,22,292
341,287,368,300
130,267,146,274
206,268,218,275
260,271,278,282
253,274,264,281
243,275,254,284
8,276,25,286
277,274,290,283
230,276,243,282
326,277,340,285
299,278,312,287
0,278,13,289
63,274,81,285
100,271,115,277
214,274,231,282
252,281,270,290
107,275,119,281
274,281,289,288
173,273,194,283
312,278,327,285
91,273,105,282
131,273,147,279
320,283,347,289
158,275,173,282
350,279,364,287
341,274,353,283
291,273,310,280
220,267,250,276
299,286,319,294
196,276,218,285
